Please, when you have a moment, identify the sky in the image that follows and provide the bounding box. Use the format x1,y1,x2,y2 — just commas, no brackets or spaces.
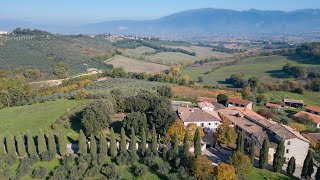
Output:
1,0,320,26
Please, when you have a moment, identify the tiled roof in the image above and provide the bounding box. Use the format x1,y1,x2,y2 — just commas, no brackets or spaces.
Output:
283,99,304,104
178,107,221,123
294,111,320,123
306,105,320,113
227,98,251,106
198,97,217,103
266,103,282,109
234,107,275,128
269,124,310,143
198,102,214,109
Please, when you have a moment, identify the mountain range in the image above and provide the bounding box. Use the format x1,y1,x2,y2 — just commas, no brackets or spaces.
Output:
1,8,320,35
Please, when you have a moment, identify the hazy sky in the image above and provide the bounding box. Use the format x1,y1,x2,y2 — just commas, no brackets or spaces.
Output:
1,0,320,25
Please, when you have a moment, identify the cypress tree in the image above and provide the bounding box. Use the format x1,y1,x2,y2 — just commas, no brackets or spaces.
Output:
6,136,16,156
89,134,97,158
141,128,146,156
173,131,179,156
0,136,5,159
249,138,255,164
58,131,67,156
109,128,117,158
47,132,56,157
273,140,285,172
120,127,127,155
194,128,202,157
26,133,37,156
259,139,269,169
287,157,296,177
130,127,137,160
151,126,158,155
78,130,87,155
15,133,26,157
183,131,190,157
315,166,320,180
37,131,46,155
301,149,314,179
99,133,107,159
236,131,244,153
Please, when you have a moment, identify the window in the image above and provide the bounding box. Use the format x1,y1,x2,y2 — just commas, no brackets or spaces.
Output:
215,122,218,125
286,149,289,153
201,123,204,127
208,123,211,126
287,141,291,145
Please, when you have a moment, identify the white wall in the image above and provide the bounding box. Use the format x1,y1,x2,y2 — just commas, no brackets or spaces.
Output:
184,121,221,132
284,138,309,166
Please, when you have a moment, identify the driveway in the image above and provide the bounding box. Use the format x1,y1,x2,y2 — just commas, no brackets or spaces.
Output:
203,147,229,166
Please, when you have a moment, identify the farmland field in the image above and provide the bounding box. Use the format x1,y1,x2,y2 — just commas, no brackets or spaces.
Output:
0,99,89,136
263,91,320,106
106,55,169,73
122,46,155,56
181,55,320,85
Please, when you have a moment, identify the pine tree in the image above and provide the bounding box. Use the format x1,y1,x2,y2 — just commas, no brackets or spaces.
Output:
236,131,244,153
15,133,26,157
120,127,127,155
89,134,97,158
194,128,202,157
141,128,146,156
301,150,314,179
47,132,56,157
6,136,16,156
78,130,87,155
273,140,285,172
26,132,37,156
109,128,117,158
287,157,296,177
173,131,179,156
37,131,46,155
99,133,107,159
58,131,67,156
151,126,158,155
259,139,269,169
315,166,320,180
130,127,137,160
0,136,5,159
249,138,255,164
183,131,190,157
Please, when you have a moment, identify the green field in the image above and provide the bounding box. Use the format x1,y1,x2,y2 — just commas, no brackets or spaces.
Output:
0,99,88,136
181,55,319,85
248,167,293,180
263,91,320,106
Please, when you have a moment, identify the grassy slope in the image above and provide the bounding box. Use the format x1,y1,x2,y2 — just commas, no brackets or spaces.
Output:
0,99,88,136
248,167,294,180
263,91,320,106
181,55,319,85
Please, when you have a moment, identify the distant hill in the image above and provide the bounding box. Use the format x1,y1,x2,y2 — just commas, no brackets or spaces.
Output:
78,8,320,35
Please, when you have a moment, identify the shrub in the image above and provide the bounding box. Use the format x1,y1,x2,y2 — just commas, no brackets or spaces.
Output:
100,163,122,179
133,164,147,177
32,166,47,179
156,162,172,175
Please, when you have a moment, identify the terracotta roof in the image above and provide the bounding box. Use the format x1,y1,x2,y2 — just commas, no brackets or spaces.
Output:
227,98,251,106
306,105,320,113
234,107,276,128
178,107,221,123
198,102,214,109
198,97,217,103
304,133,320,144
269,124,310,143
266,103,282,109
294,111,320,123
283,99,304,104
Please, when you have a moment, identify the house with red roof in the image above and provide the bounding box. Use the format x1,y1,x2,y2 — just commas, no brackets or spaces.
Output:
266,103,283,110
305,105,320,116
294,111,320,129
226,98,253,110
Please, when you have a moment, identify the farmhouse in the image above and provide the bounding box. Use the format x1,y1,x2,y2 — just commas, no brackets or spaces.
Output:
177,107,222,133
283,99,304,108
226,98,252,110
218,107,310,166
293,111,320,128
266,102,283,110
87,68,102,74
302,133,320,149
305,105,320,116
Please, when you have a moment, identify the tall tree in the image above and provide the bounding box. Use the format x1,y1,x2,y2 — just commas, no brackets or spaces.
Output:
229,151,252,178
6,136,16,156
236,131,244,153
151,126,158,155
249,138,255,164
58,131,67,156
47,132,56,157
99,133,107,159
287,157,296,177
78,130,87,155
89,134,97,158
273,140,285,172
37,131,46,155
301,150,314,179
141,128,146,156
130,127,137,161
26,132,37,156
15,133,26,157
183,131,190,157
194,128,202,157
120,127,127,155
173,131,179,156
215,162,237,180
259,139,269,169
109,128,117,158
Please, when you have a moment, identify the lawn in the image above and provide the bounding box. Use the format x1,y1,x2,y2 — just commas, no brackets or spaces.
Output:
21,159,60,180
181,55,319,85
0,99,89,136
263,91,320,106
248,167,294,180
